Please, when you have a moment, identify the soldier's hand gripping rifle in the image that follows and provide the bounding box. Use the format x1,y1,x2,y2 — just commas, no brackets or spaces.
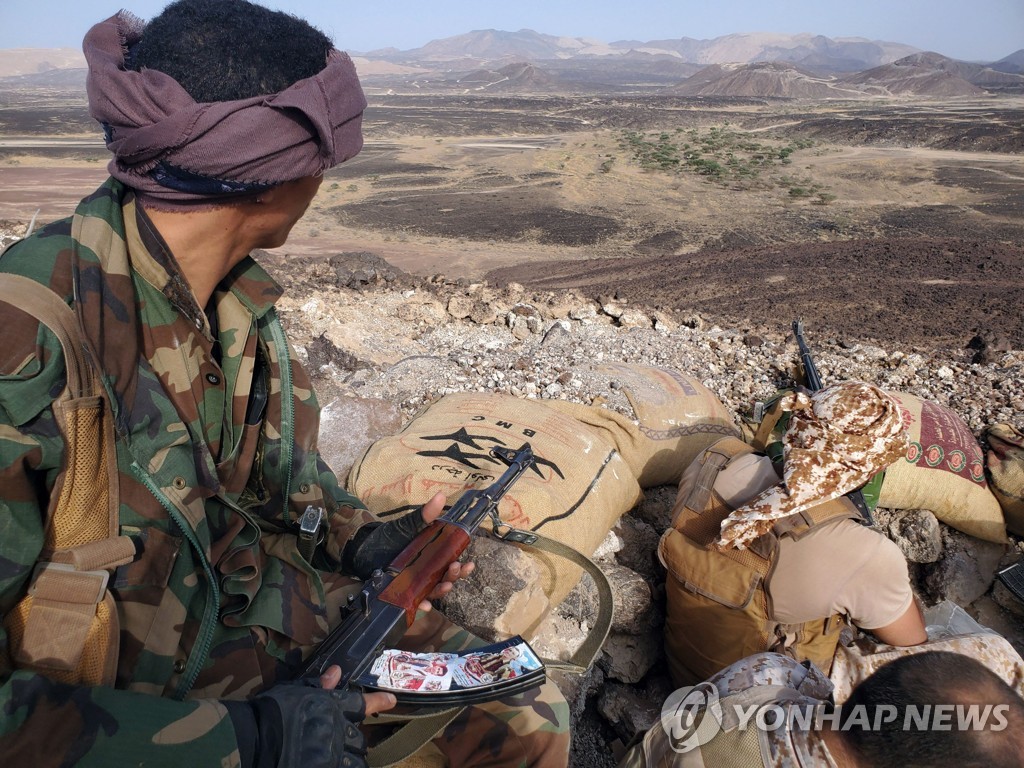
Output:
792,320,875,525
295,443,537,687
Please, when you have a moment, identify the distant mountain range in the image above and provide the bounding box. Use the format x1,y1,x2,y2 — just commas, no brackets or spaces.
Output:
669,52,1024,99
355,32,1024,97
368,30,921,72
2,30,1023,98
989,48,1024,74
0,47,85,77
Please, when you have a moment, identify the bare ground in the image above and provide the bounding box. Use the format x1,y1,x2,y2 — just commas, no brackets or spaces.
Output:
2,96,1023,355
487,236,1024,352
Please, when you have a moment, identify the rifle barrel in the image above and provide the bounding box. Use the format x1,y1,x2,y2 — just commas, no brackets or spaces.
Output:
792,319,823,391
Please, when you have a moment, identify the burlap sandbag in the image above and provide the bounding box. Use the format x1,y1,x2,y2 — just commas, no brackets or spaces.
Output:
547,363,739,488
347,392,643,635
878,392,1006,544
985,423,1024,537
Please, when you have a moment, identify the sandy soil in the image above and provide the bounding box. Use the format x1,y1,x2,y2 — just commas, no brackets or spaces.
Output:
2,98,1022,355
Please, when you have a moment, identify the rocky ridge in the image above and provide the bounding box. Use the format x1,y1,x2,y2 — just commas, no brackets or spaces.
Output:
2,218,1021,762
272,252,1023,766
272,251,1022,449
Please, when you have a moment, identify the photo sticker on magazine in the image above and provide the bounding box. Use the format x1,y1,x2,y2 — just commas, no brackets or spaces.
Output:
356,636,545,705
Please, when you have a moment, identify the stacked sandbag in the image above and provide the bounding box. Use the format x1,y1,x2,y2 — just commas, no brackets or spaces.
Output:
548,362,740,488
985,423,1024,537
347,364,739,637
878,392,1007,544
348,390,640,631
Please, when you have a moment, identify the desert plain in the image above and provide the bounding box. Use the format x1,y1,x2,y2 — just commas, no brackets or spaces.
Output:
2,90,1023,353
2,58,1024,766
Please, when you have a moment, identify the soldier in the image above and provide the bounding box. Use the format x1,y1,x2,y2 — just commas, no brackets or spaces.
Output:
620,650,1024,767
0,1,568,767
660,381,928,686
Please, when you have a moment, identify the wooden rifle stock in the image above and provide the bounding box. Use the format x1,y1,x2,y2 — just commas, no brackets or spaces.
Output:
377,521,473,624
294,443,536,684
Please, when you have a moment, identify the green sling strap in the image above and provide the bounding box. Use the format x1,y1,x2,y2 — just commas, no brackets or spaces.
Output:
367,532,613,767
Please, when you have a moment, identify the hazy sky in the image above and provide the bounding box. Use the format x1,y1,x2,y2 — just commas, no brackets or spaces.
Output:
1,0,1021,62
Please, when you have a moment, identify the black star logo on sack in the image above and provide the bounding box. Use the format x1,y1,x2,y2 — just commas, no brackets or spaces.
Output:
419,428,506,451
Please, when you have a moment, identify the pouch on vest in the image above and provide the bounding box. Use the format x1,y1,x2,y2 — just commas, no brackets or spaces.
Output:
659,436,858,686
0,274,135,686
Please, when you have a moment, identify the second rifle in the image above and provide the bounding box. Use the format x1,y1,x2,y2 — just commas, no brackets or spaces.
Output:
792,319,876,525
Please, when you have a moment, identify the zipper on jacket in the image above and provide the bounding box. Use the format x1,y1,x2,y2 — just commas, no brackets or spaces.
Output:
131,461,221,700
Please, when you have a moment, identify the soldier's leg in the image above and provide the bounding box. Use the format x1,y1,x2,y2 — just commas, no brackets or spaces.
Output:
428,680,569,768
381,609,570,768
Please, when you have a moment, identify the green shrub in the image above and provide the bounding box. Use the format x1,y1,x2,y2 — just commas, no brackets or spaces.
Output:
617,126,827,198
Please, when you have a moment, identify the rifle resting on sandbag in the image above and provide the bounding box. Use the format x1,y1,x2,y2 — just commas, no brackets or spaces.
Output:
295,443,540,689
792,319,876,526
293,442,612,764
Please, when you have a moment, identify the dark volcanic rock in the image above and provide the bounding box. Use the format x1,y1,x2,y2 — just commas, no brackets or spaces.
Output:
486,237,1024,351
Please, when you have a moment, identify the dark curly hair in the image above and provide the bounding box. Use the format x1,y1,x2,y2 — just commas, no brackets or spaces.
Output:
839,651,1024,767
130,0,334,102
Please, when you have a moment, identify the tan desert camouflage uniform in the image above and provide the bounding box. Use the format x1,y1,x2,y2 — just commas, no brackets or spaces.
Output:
0,179,568,767
718,381,906,551
619,653,838,768
829,629,1024,702
622,633,1024,768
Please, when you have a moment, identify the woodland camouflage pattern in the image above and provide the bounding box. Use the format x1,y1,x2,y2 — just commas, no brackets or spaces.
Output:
0,179,568,767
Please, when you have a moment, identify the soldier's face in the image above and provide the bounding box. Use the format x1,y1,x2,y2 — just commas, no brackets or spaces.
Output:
250,175,324,249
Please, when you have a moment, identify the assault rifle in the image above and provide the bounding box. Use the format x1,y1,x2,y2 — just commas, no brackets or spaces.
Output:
295,443,538,687
792,320,875,526
793,319,823,392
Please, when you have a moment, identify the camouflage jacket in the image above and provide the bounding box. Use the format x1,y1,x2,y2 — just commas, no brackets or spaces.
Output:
622,653,838,768
0,179,377,766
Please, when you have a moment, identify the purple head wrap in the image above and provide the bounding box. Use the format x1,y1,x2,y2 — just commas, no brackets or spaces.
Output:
83,12,366,205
